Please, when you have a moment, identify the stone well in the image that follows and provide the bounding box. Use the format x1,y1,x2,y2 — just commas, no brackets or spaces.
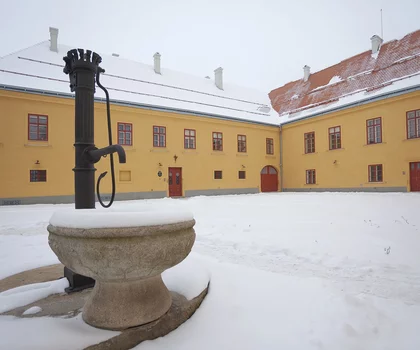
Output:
47,210,196,330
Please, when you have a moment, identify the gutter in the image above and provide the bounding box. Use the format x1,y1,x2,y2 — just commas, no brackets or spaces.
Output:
280,83,420,126
0,84,280,128
279,124,283,192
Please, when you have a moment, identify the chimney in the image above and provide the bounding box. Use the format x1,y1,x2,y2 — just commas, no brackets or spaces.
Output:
303,65,310,82
153,52,161,74
112,53,120,57
49,27,59,52
214,67,223,90
370,35,383,54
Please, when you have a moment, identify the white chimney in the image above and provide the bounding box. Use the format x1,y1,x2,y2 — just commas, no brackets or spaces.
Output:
49,27,59,52
370,35,383,54
153,52,161,74
303,65,310,82
214,67,223,90
112,53,120,57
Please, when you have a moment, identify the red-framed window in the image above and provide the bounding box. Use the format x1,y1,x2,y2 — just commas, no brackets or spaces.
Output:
237,135,247,153
30,170,47,182
407,109,420,139
28,114,48,141
153,126,166,147
329,126,341,150
266,138,274,154
238,170,246,179
184,129,196,149
368,164,383,182
366,118,382,144
304,132,315,153
214,170,222,179
213,132,223,151
306,169,316,184
118,122,132,146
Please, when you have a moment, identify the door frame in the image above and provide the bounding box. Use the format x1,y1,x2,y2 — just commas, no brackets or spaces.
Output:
409,161,420,192
168,167,183,197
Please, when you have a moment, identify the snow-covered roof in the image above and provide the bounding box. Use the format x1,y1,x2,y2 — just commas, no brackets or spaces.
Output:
0,41,279,126
269,29,420,124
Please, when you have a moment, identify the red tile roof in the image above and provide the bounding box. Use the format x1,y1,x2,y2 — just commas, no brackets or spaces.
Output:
269,30,420,118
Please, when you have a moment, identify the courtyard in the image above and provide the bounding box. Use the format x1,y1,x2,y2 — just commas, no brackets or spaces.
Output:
0,192,419,349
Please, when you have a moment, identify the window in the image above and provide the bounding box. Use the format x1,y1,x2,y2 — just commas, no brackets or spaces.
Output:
407,109,420,139
30,170,46,182
213,132,223,151
368,164,383,182
366,118,382,144
118,123,132,146
329,126,341,150
28,114,48,141
306,169,316,184
266,138,274,154
237,135,247,153
153,126,166,147
304,132,315,153
119,170,131,181
184,129,196,149
238,170,246,179
214,170,222,179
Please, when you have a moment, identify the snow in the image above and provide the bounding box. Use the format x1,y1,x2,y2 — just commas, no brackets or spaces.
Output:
49,208,194,229
0,278,68,313
1,193,420,349
22,306,42,315
0,314,119,350
311,75,342,92
0,42,279,126
162,253,210,300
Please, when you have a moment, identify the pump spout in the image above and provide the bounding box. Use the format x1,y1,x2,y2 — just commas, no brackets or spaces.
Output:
86,145,126,164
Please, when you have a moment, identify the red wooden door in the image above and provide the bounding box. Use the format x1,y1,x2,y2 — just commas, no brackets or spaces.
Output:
168,167,182,197
261,166,278,192
410,162,420,192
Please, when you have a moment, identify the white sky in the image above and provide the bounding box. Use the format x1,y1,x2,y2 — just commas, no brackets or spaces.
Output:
0,0,419,92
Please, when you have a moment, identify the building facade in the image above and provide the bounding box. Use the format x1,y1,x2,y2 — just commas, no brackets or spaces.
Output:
0,29,280,205
270,30,420,192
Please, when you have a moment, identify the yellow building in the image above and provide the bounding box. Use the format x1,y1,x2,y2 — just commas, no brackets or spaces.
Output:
0,28,280,205
1,28,420,206
270,30,420,193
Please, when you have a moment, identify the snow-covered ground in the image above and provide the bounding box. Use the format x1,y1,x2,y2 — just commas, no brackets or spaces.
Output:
1,193,420,349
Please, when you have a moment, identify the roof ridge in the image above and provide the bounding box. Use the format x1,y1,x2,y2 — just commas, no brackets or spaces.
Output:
0,41,48,60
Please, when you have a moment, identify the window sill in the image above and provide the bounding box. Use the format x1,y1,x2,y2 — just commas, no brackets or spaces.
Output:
265,155,276,158
182,149,198,154
365,182,387,185
211,152,225,155
118,181,133,184
403,137,420,142
304,183,318,186
122,146,136,152
364,142,386,146
236,153,248,157
303,152,318,155
327,148,345,152
24,143,51,148
150,148,169,153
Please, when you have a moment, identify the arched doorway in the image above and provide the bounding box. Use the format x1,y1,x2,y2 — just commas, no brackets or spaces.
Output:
261,166,278,192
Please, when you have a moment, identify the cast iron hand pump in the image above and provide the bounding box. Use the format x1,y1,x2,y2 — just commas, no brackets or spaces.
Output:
63,49,126,209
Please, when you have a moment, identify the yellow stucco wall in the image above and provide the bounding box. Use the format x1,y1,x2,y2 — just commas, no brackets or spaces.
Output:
281,90,420,191
0,90,280,202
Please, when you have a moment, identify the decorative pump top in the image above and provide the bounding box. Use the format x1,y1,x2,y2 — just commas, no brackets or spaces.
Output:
63,49,103,92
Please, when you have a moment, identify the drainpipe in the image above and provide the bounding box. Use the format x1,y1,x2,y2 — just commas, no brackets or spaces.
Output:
279,124,283,191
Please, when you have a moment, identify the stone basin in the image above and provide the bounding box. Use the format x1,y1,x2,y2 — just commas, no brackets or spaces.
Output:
47,209,196,330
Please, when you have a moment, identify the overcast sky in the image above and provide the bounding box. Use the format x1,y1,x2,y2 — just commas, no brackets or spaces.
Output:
0,0,419,92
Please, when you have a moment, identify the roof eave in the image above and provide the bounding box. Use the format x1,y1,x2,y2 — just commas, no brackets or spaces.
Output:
280,84,420,126
0,84,280,128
